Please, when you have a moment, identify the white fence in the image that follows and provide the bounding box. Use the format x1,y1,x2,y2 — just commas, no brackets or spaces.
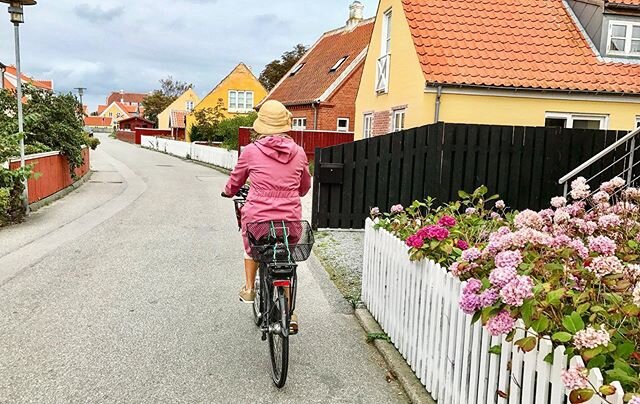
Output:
140,136,237,170
361,219,625,404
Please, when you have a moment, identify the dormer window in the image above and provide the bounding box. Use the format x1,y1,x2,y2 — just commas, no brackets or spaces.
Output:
607,21,640,56
290,63,305,76
329,57,348,72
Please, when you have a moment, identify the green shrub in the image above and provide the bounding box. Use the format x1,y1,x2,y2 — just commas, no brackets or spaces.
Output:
218,112,258,151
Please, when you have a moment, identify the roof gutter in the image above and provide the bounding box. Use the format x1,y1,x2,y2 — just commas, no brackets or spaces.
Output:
434,85,443,123
605,3,640,13
425,81,640,97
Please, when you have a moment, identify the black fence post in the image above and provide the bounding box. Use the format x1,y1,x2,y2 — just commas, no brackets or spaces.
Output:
312,147,321,230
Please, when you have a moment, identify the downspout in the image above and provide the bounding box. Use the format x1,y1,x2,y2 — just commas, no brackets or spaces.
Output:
434,85,443,123
312,101,319,130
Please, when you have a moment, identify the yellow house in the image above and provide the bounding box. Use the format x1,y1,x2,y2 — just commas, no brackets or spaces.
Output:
157,88,200,130
186,63,267,142
98,101,140,128
355,0,640,140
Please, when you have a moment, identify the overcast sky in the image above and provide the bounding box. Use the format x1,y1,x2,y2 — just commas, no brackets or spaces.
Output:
0,0,378,111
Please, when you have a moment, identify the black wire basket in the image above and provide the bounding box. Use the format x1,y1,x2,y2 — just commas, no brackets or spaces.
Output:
246,220,314,263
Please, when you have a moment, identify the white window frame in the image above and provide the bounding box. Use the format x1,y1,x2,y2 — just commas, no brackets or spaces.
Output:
392,109,406,132
330,56,348,72
376,9,392,94
290,63,305,76
186,100,194,112
544,112,608,130
337,118,350,132
636,116,640,128
606,20,640,56
228,90,254,113
292,117,307,130
363,113,373,139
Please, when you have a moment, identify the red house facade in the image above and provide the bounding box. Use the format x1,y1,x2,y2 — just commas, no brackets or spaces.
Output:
118,116,154,131
259,2,373,133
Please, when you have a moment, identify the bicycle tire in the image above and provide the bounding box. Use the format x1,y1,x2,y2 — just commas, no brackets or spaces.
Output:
252,274,261,327
268,287,289,388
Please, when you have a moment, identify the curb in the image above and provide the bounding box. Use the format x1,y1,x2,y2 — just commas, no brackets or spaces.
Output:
30,171,93,212
354,308,436,404
137,144,233,176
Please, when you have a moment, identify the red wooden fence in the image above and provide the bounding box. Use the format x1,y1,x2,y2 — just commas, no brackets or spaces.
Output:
238,127,354,161
134,128,172,145
9,148,90,204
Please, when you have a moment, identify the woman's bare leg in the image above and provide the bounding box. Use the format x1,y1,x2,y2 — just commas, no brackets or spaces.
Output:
244,259,258,290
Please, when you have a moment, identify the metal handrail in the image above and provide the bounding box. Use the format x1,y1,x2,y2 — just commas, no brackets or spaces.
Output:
558,126,640,185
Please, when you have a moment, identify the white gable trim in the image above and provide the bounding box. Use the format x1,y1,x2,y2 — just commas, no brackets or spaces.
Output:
317,46,369,103
99,101,129,118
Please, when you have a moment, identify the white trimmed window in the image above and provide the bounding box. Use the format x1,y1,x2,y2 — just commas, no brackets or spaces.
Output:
636,116,640,128
330,57,348,72
228,90,254,113
337,118,349,132
186,101,194,112
392,109,406,132
607,21,640,56
376,9,392,93
290,63,305,76
292,117,307,130
544,112,608,130
363,114,373,138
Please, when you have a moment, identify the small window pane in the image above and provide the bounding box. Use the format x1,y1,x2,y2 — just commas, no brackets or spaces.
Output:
229,91,237,109
545,118,567,128
246,92,254,109
612,24,627,38
631,40,640,53
238,92,246,110
611,38,626,51
633,25,640,39
573,119,602,130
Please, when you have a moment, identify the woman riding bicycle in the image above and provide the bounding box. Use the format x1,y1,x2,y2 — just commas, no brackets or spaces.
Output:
222,100,311,330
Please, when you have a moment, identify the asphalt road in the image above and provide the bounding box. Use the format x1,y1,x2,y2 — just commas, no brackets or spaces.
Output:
0,134,405,403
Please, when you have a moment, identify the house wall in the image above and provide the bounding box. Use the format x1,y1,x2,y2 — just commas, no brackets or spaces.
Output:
186,64,267,141
157,88,200,130
99,103,129,124
355,0,434,139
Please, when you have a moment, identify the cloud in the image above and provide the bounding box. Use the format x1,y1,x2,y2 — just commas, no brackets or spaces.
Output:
73,4,123,22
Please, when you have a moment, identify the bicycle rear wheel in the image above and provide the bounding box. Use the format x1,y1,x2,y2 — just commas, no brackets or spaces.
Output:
268,286,289,388
252,274,261,326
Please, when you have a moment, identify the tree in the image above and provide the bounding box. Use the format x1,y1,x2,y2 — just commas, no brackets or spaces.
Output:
217,112,258,151
189,98,226,144
142,76,193,124
259,44,308,91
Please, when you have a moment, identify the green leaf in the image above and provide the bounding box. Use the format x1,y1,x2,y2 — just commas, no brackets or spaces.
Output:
628,240,638,249
544,352,554,364
531,316,550,334
471,311,481,325
520,300,534,324
587,355,606,369
598,385,616,396
581,346,603,361
552,332,573,343
489,344,502,355
562,312,585,334
569,389,594,403
576,303,590,315
590,305,606,314
616,342,635,359
613,358,635,376
458,190,470,199
515,336,537,353
546,288,565,306
606,368,638,384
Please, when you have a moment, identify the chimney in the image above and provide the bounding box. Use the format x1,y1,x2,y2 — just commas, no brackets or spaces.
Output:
346,1,364,29
120,89,124,103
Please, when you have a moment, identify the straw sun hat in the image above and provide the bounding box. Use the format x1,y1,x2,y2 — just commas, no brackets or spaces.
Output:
253,100,292,135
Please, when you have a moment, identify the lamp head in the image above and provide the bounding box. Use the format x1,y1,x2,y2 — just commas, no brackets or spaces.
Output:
0,1,37,24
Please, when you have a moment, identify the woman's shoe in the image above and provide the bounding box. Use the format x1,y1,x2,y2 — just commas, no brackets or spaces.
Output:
290,313,299,334
239,287,255,303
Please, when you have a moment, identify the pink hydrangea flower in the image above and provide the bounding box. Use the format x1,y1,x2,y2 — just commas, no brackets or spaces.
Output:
463,278,482,294
370,207,380,216
554,209,571,224
628,396,640,404
633,283,640,307
495,200,506,209
592,191,610,204
561,366,589,390
588,236,617,256
390,204,404,214
514,210,544,230
569,239,589,259
456,240,469,250
573,325,610,350
588,256,624,278
500,275,534,307
600,177,625,193
489,266,517,288
598,213,622,229
418,225,450,241
459,293,481,314
575,219,597,236
479,288,499,308
461,247,482,262
486,311,516,336
571,177,591,200
438,215,457,228
405,234,424,249
495,250,523,269
550,196,567,208
465,207,476,215
623,187,640,201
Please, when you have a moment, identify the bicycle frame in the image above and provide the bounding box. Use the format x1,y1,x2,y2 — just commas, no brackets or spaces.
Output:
256,261,298,339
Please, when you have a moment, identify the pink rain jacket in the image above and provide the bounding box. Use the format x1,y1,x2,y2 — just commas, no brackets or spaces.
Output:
224,136,312,254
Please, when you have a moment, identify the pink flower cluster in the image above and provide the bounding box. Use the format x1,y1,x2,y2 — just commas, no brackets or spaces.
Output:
514,210,544,230
489,266,517,288
550,196,567,208
456,240,469,250
561,366,589,390
438,215,457,228
459,279,499,314
494,250,523,269
461,247,482,262
500,275,534,307
390,204,404,214
405,234,424,249
495,200,506,209
598,213,622,229
588,236,616,256
573,325,610,350
628,396,640,404
417,225,450,241
633,283,640,307
588,256,624,278
570,177,591,200
600,176,625,193
485,311,516,336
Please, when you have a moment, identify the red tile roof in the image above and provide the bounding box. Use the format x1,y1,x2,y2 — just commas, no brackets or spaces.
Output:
97,105,107,115
107,91,146,105
607,0,640,6
2,65,53,91
265,19,374,105
170,111,187,128
116,102,140,114
402,0,640,94
84,116,112,127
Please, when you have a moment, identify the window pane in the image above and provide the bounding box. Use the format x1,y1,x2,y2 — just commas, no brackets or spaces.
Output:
545,118,567,128
632,40,640,53
612,24,627,38
246,92,254,109
229,91,237,109
611,38,626,51
238,92,246,110
633,25,640,39
572,119,601,130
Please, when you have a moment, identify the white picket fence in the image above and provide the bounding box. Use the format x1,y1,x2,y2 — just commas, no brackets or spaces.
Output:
361,219,625,404
140,136,237,170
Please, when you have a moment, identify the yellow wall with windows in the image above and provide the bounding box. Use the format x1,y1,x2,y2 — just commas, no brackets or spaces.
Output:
99,103,130,123
355,0,640,140
186,63,267,142
158,88,200,130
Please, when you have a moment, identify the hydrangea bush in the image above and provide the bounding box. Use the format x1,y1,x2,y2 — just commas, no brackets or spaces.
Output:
450,177,640,403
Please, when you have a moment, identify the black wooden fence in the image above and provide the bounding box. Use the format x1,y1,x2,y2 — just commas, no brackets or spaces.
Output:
312,122,628,229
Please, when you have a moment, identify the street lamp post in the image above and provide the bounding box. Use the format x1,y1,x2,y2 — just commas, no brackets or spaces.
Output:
75,87,86,116
1,0,37,213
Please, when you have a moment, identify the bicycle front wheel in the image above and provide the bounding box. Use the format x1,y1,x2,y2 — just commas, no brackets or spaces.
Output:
268,286,289,388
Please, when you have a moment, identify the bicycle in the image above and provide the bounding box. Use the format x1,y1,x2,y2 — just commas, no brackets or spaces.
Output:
228,186,314,388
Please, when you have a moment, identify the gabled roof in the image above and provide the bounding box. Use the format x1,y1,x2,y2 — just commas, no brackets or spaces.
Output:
198,63,264,106
98,101,143,118
264,19,374,106
170,111,187,129
402,0,640,94
107,91,146,105
2,65,53,91
84,116,112,127
97,105,107,115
